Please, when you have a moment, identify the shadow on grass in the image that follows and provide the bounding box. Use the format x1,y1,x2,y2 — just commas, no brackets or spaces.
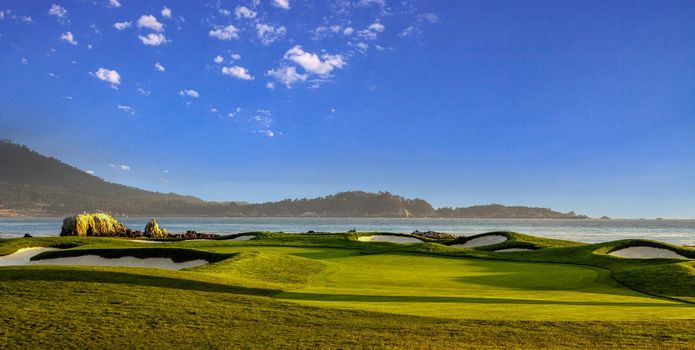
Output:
0,267,278,296
275,292,688,307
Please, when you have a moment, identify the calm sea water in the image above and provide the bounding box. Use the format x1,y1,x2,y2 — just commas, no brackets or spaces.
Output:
1,217,694,245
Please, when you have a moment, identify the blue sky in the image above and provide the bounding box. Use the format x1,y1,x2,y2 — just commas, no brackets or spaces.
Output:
0,0,694,218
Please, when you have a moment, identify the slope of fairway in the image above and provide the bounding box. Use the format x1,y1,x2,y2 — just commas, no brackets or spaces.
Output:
2,266,693,349
272,250,695,321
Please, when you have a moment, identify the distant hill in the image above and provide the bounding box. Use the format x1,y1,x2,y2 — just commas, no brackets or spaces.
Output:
0,141,588,219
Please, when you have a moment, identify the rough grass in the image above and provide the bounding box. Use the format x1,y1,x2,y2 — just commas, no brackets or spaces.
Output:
1,268,694,349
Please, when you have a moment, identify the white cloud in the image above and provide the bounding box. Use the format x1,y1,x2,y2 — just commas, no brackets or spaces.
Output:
228,107,241,118
358,22,386,40
20,16,34,23
235,6,256,19
209,25,239,40
93,68,121,86
343,27,354,35
283,45,345,75
113,21,131,30
256,23,286,45
20,58,28,64
0,10,4,20
355,42,369,51
62,95,73,100
368,22,385,32
219,9,231,16
161,7,171,19
137,15,164,32
222,66,254,80
60,31,77,45
358,0,385,6
139,33,167,46
117,104,135,115
266,82,275,89
108,0,121,8
230,53,241,60
119,164,131,171
210,108,218,113
48,4,68,18
213,55,224,64
272,0,290,10
86,170,95,175
399,26,417,37
179,89,199,98
267,66,307,87
420,13,439,23
154,62,165,72
258,130,275,138
137,87,151,96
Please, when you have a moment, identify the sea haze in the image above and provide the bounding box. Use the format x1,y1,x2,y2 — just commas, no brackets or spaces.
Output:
1,217,694,245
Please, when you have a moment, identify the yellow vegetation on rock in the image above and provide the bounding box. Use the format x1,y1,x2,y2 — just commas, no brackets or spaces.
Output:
60,212,127,236
144,218,168,238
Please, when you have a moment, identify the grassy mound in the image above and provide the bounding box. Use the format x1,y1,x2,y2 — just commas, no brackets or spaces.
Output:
195,251,326,288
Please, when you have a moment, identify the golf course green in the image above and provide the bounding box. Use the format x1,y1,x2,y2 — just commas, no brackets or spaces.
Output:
1,231,694,348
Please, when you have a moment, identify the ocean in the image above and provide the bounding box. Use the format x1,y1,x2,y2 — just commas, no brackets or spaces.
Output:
1,217,694,245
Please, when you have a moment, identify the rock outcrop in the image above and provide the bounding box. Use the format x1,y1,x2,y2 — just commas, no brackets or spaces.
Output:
144,218,167,238
60,212,128,236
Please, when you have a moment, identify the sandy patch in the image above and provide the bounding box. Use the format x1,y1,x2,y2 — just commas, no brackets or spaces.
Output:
0,247,59,266
232,235,256,241
33,256,208,270
452,235,507,248
495,248,533,252
128,240,168,244
0,247,207,270
609,246,689,260
357,235,422,244
181,239,214,242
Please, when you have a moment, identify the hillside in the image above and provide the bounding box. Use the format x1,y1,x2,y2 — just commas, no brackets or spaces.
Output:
0,141,587,218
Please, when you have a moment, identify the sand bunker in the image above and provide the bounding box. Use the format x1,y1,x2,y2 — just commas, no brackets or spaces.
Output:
0,247,207,270
452,235,507,248
609,246,689,260
0,247,59,266
232,235,256,241
357,235,423,244
128,240,168,244
495,248,533,252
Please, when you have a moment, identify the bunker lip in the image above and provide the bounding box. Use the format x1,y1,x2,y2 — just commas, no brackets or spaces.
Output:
452,234,508,248
608,246,690,260
357,235,423,244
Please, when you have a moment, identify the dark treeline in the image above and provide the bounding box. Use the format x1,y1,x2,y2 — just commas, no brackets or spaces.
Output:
0,141,588,218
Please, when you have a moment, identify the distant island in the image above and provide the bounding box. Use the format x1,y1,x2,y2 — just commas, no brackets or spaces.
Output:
0,141,588,219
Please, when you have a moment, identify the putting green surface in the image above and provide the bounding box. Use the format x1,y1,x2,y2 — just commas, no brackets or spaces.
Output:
189,246,693,320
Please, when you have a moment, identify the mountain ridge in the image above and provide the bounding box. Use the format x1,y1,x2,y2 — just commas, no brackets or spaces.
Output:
0,141,588,219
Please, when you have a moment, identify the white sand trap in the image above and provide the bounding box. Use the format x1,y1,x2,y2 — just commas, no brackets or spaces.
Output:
0,247,59,266
452,235,507,248
0,247,207,270
609,246,689,260
232,235,256,241
181,239,214,242
32,256,208,270
128,240,168,244
357,235,423,244
495,248,533,252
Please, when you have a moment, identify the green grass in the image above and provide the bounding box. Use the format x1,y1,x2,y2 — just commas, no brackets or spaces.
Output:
1,232,694,348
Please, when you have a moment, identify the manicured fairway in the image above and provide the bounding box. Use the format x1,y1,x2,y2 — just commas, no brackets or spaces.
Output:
1,233,694,348
182,245,695,320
